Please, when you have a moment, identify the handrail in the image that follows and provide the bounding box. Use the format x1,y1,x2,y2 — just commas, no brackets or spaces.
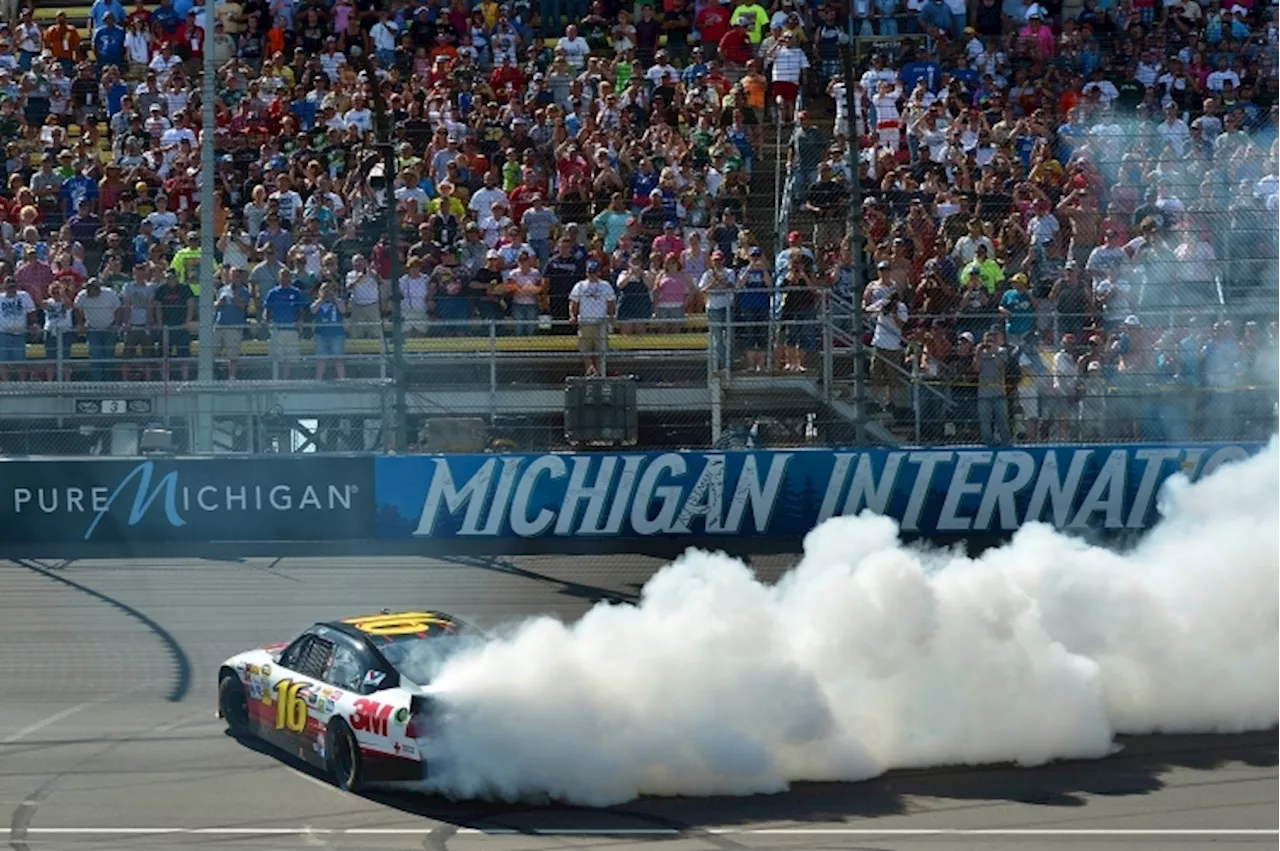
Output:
825,291,954,407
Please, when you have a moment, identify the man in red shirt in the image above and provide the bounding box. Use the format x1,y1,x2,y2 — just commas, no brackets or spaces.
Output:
696,0,731,59
507,168,543,224
489,56,526,98
717,16,753,81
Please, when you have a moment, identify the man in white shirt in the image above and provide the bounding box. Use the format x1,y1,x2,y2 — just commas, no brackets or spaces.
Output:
74,278,123,382
369,12,398,68
1156,103,1191,156
869,285,908,411
319,37,346,80
0,277,35,382
644,50,679,87
1205,58,1240,94
558,25,590,70
951,218,995,264
700,250,738,371
569,259,616,377
345,255,384,340
343,95,373,134
144,195,179,242
469,172,508,221
148,43,183,86
770,31,810,122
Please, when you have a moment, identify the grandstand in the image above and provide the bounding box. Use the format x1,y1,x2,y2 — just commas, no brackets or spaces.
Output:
0,0,1273,454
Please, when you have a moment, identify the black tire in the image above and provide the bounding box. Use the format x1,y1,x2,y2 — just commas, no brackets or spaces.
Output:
218,673,250,737
326,721,364,792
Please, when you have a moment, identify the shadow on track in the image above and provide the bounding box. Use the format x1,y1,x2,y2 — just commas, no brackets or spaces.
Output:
228,728,1276,833
436,555,641,605
11,559,192,703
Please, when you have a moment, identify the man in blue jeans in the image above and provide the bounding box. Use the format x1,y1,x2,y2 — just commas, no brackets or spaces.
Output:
0,278,37,382
74,278,123,382
974,330,1012,445
698,250,737,373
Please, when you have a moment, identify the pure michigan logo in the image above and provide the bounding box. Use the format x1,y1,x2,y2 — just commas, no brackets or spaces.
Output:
9,461,361,541
83,462,182,540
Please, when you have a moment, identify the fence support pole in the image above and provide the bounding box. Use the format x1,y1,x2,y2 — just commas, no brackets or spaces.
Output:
194,13,217,453
842,43,868,444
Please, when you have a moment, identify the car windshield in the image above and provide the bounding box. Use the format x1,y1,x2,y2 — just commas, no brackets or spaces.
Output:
361,628,478,687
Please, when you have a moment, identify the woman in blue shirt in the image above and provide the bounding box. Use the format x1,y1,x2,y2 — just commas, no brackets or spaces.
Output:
735,246,773,372
310,281,348,380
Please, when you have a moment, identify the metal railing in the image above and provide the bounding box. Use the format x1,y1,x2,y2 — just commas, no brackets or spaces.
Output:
0,296,1274,453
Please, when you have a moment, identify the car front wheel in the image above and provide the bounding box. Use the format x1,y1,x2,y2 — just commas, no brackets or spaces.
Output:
218,673,251,736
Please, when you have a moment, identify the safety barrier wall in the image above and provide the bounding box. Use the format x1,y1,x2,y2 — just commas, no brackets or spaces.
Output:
0,456,377,545
0,443,1263,551
373,443,1263,542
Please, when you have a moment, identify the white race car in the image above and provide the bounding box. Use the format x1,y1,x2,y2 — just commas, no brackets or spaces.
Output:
217,610,475,791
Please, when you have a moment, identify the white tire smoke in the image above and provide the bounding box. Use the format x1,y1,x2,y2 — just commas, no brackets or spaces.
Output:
419,440,1279,806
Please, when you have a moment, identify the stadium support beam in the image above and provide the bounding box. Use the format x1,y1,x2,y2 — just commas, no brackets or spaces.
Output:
194,2,217,452
354,50,406,453
843,45,867,444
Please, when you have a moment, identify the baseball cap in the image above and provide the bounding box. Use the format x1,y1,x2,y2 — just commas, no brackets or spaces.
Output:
1124,314,1141,326
749,246,763,256
1061,333,1077,344
485,249,502,260
586,259,600,271
877,260,891,270
787,231,802,243
959,331,975,342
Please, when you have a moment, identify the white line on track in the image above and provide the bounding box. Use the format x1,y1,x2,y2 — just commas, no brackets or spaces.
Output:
286,767,348,797
0,703,97,744
0,828,1273,837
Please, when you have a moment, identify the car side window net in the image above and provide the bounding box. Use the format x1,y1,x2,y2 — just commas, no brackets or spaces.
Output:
296,637,334,680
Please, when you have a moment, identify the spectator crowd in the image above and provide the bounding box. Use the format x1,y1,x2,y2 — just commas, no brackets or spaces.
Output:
0,0,1270,440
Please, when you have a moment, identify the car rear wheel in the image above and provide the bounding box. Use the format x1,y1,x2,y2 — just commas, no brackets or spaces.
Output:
326,721,364,792
218,673,250,736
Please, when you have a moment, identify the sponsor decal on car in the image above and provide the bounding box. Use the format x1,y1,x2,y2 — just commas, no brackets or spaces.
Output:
351,698,393,737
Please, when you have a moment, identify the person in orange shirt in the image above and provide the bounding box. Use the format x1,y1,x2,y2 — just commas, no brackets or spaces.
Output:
44,11,81,73
741,60,768,113
428,31,457,65
265,22,286,58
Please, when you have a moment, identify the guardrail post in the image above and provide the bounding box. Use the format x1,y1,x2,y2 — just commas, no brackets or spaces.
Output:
912,355,922,444
821,295,833,401
710,371,722,445
725,302,735,380
488,320,498,424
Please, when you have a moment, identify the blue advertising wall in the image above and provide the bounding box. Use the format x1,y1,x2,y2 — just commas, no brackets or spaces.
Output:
375,443,1263,541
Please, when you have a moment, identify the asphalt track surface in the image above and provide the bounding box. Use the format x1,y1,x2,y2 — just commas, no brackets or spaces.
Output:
0,555,1275,851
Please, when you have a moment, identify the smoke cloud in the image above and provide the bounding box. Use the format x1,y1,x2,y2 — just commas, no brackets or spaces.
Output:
418,440,1280,806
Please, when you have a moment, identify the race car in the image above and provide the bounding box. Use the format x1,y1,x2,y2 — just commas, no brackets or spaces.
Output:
216,610,477,791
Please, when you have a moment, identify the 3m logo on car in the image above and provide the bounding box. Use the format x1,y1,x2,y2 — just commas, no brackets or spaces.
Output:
350,699,393,737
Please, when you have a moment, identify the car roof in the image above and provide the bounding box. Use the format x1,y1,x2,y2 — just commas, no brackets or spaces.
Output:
333,610,464,635
313,611,478,687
